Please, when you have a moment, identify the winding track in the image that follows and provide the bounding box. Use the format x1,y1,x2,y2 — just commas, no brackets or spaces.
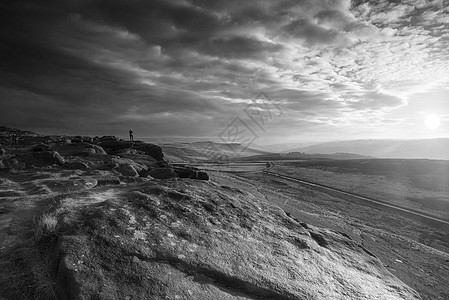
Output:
262,168,449,227
189,160,449,226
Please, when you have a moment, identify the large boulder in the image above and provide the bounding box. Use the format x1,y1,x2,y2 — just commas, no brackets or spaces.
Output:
147,168,179,179
173,167,209,181
110,157,146,173
98,140,137,153
196,171,209,181
55,143,106,157
134,143,164,161
53,181,420,300
98,141,164,161
20,151,65,168
118,164,139,177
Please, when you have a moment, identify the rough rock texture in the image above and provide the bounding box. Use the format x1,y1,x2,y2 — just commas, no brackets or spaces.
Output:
174,167,210,180
54,143,106,157
97,140,164,162
110,157,146,173
118,164,139,177
19,151,65,168
0,126,421,300
148,167,179,179
52,180,420,300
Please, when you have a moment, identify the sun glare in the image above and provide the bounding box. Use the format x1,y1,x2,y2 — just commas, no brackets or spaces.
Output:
424,114,441,130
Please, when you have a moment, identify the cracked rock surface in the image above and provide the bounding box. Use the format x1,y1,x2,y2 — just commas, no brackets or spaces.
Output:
53,179,419,300
0,127,421,299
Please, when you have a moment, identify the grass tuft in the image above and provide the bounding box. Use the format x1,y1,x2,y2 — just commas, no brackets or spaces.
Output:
34,211,59,242
0,209,63,299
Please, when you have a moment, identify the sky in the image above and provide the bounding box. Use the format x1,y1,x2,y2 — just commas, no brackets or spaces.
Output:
0,0,448,144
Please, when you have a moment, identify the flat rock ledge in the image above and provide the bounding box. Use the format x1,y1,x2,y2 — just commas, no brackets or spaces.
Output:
52,179,420,300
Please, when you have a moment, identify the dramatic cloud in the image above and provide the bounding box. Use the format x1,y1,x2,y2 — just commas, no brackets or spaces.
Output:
0,0,448,142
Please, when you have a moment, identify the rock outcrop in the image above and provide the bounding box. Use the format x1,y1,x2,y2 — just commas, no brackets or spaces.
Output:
174,166,210,180
54,143,106,157
147,167,179,179
51,180,420,300
1,150,65,169
0,126,421,300
0,127,207,181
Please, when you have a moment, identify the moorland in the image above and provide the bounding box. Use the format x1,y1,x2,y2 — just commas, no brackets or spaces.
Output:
0,126,447,299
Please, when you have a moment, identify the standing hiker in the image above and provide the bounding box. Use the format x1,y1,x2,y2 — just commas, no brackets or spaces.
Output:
129,129,134,141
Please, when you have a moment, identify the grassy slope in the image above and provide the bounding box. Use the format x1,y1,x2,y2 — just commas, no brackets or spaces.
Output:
272,159,449,221
235,170,449,300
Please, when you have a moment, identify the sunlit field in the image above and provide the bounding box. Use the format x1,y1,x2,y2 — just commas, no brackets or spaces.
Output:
272,159,449,221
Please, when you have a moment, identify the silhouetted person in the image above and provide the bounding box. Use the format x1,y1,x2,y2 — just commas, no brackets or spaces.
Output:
129,129,134,141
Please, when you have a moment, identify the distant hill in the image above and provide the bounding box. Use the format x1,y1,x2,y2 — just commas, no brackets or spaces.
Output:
162,141,270,162
238,152,370,162
287,139,449,160
252,142,317,153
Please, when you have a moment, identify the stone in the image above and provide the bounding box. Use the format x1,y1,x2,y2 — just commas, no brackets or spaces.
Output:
97,140,164,161
91,145,107,155
118,164,139,177
148,168,179,179
98,141,137,153
135,144,164,161
52,181,420,300
0,149,6,156
55,143,106,157
173,167,209,180
19,151,65,168
174,167,196,178
196,171,209,181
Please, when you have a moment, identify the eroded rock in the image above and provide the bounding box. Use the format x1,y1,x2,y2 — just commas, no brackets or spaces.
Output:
19,151,65,168
148,168,179,179
55,143,106,157
173,167,209,181
118,164,139,177
52,181,421,300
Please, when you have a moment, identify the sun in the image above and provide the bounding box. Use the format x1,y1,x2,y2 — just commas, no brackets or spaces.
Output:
424,114,441,130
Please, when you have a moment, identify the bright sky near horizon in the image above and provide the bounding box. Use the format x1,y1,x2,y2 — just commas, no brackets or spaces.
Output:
0,0,448,144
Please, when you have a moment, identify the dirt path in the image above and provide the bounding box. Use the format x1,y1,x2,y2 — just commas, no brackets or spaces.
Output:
263,170,449,227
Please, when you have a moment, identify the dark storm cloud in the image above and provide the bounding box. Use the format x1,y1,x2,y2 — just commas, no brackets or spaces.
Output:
0,0,227,133
202,36,283,59
283,18,341,45
1,0,448,139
